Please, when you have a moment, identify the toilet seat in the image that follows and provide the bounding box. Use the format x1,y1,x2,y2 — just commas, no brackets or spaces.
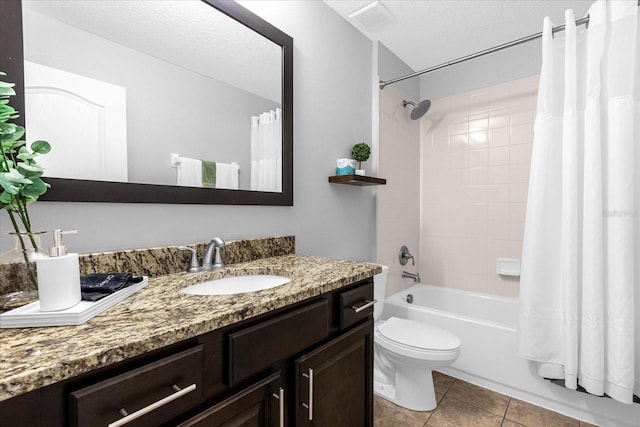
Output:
376,317,461,361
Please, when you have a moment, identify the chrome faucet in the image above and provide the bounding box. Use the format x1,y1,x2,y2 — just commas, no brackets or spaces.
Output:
402,271,421,283
178,237,231,273
202,237,228,270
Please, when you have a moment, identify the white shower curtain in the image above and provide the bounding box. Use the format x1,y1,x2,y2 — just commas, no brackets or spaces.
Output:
518,0,639,404
250,108,282,192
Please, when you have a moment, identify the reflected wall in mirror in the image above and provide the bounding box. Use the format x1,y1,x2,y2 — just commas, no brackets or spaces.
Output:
0,0,293,205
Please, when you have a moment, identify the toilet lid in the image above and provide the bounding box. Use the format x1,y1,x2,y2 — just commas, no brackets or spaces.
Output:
377,317,461,351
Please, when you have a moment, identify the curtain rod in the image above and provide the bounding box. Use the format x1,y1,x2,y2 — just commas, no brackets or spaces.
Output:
379,1,640,90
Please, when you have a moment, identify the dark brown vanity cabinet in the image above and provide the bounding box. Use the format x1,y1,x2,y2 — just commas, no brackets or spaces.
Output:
185,280,374,427
295,320,373,427
0,278,374,427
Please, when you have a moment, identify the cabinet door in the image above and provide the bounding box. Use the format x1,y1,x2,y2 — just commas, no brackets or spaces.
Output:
295,320,373,427
177,371,284,427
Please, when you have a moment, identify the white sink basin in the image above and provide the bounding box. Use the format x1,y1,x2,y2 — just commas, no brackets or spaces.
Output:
179,275,292,296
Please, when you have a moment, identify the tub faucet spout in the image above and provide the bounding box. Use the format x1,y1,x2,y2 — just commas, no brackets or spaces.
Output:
402,271,421,283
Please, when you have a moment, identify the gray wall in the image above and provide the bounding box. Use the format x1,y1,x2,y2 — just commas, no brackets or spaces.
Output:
24,8,280,190
420,40,542,100
1,1,376,263
377,42,420,101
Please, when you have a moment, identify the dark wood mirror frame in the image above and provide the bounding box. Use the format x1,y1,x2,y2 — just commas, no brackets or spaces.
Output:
0,0,293,205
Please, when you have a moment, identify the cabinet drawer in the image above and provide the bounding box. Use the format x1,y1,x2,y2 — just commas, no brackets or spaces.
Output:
70,345,204,427
339,280,374,329
176,371,283,427
229,299,328,385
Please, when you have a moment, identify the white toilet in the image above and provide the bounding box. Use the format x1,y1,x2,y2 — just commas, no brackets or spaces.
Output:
373,266,462,411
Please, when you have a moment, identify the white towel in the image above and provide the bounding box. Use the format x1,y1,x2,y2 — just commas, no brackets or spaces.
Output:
177,157,202,187
215,162,239,190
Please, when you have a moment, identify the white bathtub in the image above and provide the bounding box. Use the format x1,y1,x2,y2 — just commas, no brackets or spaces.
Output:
382,284,640,427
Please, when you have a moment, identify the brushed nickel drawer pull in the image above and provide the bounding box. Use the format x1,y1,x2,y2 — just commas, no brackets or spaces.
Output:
301,368,314,421
352,299,377,313
107,383,197,427
271,387,285,427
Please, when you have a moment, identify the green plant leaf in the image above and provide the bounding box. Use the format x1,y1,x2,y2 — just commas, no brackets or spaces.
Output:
0,103,15,118
4,168,31,185
0,158,13,171
18,162,44,178
0,124,24,142
0,175,20,195
21,178,48,198
0,135,22,147
10,139,25,149
0,139,25,156
1,71,51,225
0,190,19,210
0,122,16,134
24,196,37,206
16,147,36,162
31,140,51,154
0,190,14,202
1,140,15,153
13,125,25,139
0,85,16,97
351,142,371,163
0,113,15,123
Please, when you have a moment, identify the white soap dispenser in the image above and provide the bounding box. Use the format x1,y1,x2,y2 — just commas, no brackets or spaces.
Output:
36,229,81,312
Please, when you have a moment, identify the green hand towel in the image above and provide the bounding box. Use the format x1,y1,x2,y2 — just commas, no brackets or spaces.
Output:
201,160,216,188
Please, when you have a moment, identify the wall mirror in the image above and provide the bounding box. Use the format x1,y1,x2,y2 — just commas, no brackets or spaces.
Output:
0,0,293,205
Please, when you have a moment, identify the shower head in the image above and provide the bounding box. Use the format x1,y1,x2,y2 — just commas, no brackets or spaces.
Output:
402,99,431,120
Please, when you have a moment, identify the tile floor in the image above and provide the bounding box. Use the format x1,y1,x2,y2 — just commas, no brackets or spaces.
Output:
374,372,598,427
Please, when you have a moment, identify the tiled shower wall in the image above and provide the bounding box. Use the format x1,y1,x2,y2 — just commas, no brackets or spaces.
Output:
377,85,420,297
419,75,539,298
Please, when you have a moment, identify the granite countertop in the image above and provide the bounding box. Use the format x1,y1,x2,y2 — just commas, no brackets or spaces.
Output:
0,254,381,402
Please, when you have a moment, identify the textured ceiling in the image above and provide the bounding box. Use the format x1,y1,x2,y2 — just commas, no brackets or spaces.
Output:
25,0,597,100
324,0,593,72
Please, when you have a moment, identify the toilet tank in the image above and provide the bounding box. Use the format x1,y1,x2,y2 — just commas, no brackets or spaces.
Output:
373,265,389,320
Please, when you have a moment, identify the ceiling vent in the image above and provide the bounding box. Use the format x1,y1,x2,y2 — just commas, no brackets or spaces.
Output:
348,1,394,30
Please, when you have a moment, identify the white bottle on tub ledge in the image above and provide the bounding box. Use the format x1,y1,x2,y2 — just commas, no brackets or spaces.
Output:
36,229,81,311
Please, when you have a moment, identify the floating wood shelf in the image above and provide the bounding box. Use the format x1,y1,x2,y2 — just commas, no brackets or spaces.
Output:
328,175,387,186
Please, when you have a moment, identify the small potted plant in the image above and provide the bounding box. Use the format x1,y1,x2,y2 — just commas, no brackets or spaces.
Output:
0,71,51,289
351,142,371,176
